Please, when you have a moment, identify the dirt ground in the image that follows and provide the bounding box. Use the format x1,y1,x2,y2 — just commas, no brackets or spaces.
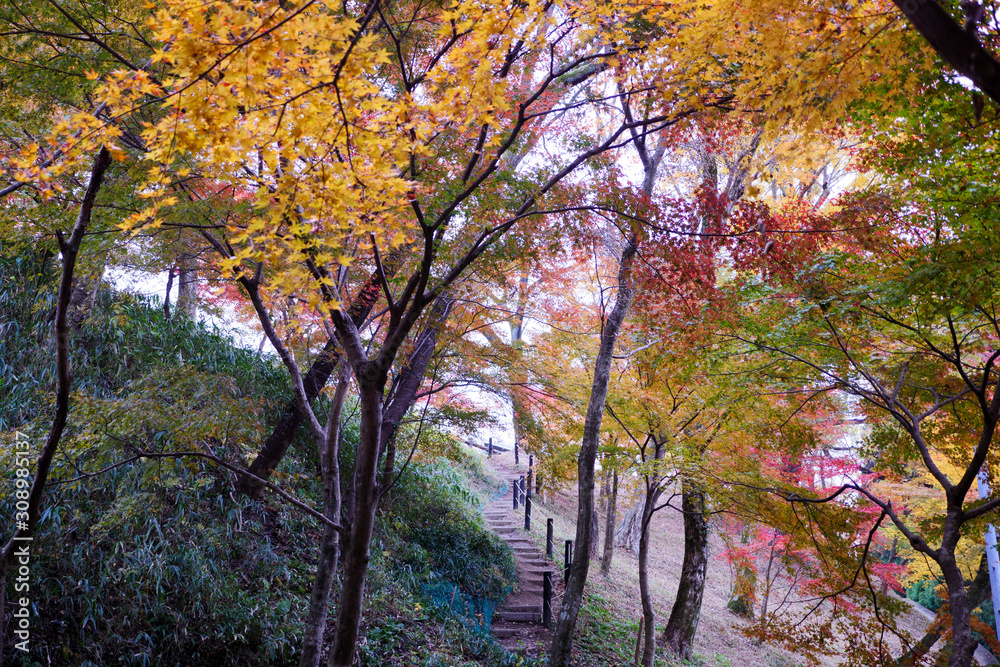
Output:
478,447,996,667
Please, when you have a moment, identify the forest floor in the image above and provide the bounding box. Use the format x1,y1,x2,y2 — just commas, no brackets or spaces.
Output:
476,446,998,667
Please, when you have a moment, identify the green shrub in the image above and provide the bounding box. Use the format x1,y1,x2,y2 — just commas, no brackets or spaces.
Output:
1,270,317,664
1,247,526,666
389,462,515,604
906,579,943,612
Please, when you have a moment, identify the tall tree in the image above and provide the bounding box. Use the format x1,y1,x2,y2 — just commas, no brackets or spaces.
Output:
549,84,669,664
0,146,111,665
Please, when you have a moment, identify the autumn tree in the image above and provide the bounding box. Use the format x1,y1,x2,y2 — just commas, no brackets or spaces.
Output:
724,177,1000,667
2,1,949,665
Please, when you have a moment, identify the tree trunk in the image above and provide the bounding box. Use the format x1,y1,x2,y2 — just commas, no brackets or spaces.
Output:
299,367,349,667
639,483,663,667
163,264,175,320
0,147,111,667
661,478,709,660
328,364,385,667
175,252,198,318
549,233,638,667
238,257,398,498
68,265,104,328
615,495,645,554
601,468,618,574
760,540,777,623
378,296,453,496
509,264,531,468
895,553,991,666
241,339,342,498
590,497,601,560
940,523,976,667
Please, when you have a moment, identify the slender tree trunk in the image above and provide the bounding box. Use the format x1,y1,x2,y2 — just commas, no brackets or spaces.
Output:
0,147,111,665
242,339,341,498
661,478,709,659
639,484,663,667
164,264,175,320
601,468,618,574
590,498,601,560
509,264,531,464
881,536,898,597
378,296,453,495
299,367,349,667
549,234,638,667
68,265,104,328
759,538,778,622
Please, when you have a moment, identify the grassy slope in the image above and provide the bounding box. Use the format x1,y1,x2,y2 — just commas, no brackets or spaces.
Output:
0,262,532,666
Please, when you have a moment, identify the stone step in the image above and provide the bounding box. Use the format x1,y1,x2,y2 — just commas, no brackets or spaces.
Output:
496,610,541,623
502,604,543,613
492,627,518,639
515,554,549,563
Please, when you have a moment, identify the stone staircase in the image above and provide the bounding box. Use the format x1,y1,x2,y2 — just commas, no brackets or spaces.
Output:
481,452,560,653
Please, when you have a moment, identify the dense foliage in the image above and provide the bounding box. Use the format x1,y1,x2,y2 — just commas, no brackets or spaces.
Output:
0,261,520,665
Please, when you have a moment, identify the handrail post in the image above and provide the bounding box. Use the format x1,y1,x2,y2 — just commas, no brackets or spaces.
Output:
543,571,552,628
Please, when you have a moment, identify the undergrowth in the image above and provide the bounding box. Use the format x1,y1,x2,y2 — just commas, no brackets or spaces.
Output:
0,248,532,666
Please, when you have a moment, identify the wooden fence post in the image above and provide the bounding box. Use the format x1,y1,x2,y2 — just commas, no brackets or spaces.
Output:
543,571,552,628
524,492,531,531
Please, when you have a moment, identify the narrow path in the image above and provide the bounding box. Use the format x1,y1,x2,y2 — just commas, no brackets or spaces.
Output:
481,450,561,656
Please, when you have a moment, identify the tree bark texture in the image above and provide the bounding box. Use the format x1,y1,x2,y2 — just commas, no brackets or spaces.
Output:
328,366,385,667
661,478,709,659
378,296,453,495
601,468,618,574
891,0,1000,104
549,234,638,667
939,510,976,667
299,367,349,667
68,265,103,328
614,495,645,554
895,553,991,666
590,497,601,560
639,482,664,667
0,146,111,665
175,252,198,318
